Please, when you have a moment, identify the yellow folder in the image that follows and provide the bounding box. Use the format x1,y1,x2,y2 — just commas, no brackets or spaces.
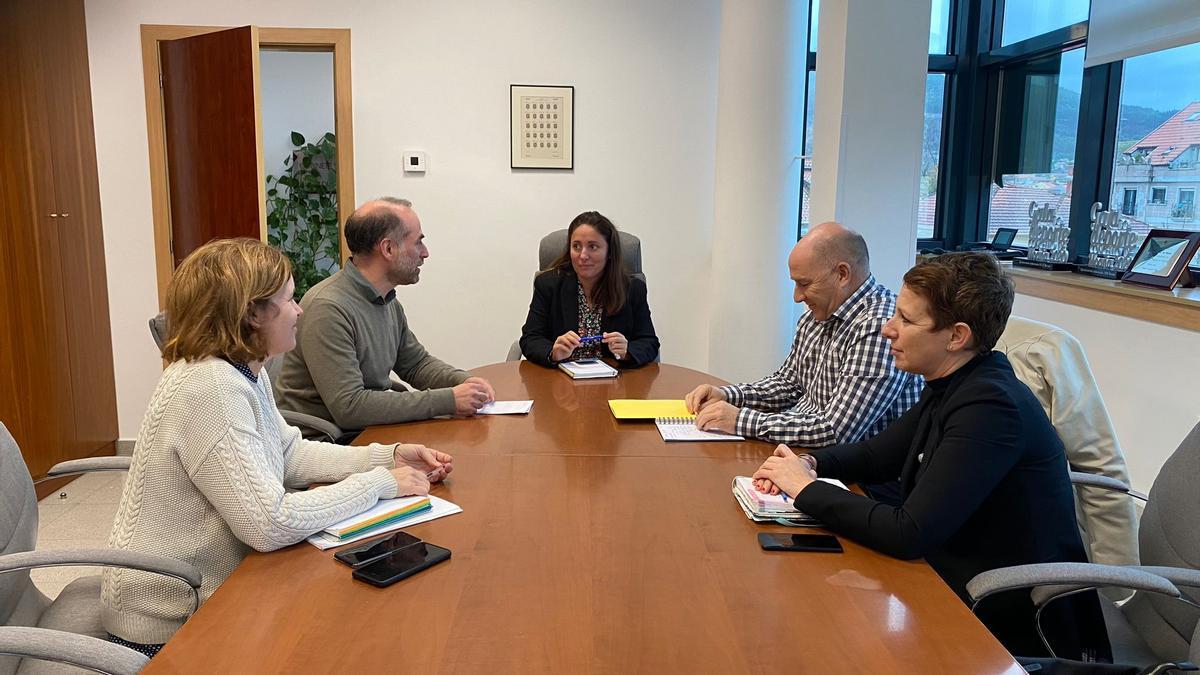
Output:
608,399,692,419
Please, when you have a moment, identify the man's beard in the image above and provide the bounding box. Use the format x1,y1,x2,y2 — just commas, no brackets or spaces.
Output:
389,263,420,286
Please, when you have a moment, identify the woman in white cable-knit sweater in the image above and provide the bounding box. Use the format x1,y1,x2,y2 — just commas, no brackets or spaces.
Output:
100,238,453,653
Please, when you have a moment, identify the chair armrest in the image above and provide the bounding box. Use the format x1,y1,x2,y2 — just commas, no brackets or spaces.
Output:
1135,566,1200,592
0,627,148,675
36,456,132,483
966,562,1179,608
0,549,202,613
281,410,343,443
1069,471,1149,501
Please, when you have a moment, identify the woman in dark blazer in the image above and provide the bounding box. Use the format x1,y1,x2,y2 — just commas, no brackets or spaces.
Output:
520,211,660,367
753,253,1111,662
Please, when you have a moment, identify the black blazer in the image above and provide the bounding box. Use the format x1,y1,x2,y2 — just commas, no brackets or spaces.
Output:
795,352,1110,660
519,268,660,368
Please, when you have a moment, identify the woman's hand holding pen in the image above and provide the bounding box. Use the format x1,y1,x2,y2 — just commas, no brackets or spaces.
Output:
551,331,582,362
602,332,628,360
394,443,454,483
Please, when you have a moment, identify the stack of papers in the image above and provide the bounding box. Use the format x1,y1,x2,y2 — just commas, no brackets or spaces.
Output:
731,475,847,525
558,359,618,379
322,496,431,540
306,495,463,550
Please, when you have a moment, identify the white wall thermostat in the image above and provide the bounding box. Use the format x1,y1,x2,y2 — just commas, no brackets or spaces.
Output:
403,151,426,173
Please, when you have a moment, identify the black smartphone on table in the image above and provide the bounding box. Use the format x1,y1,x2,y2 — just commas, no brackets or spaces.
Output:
352,542,452,587
334,531,422,568
758,532,843,553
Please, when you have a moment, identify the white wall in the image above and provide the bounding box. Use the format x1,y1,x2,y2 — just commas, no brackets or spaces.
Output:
708,1,807,385
1014,294,1200,493
85,0,721,438
808,0,929,290
260,50,334,184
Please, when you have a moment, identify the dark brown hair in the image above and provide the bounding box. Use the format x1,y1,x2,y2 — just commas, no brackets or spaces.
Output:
902,252,1014,353
163,238,291,363
545,211,629,315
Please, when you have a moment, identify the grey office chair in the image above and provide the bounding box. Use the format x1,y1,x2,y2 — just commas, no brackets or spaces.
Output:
507,228,648,361
966,422,1200,673
536,229,645,283
998,317,1141,579
0,423,202,675
148,312,344,443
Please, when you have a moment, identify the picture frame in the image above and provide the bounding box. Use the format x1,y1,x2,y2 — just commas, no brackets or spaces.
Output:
1120,229,1200,290
511,85,573,170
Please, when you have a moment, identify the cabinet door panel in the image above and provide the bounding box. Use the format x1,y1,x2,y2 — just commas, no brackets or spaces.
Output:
43,0,118,462
0,0,76,475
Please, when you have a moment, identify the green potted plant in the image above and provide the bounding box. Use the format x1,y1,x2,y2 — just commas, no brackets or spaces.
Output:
266,131,340,299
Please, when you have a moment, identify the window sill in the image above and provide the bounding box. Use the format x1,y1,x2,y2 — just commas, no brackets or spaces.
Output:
1009,266,1200,332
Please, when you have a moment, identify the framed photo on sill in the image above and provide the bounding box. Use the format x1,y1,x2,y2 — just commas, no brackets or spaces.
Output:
1120,229,1200,290
511,85,573,170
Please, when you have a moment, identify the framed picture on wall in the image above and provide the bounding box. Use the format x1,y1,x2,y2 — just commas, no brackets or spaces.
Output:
510,85,574,170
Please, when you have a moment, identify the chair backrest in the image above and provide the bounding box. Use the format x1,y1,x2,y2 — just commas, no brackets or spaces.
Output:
148,312,169,352
538,229,645,282
1131,421,1200,659
997,316,1140,569
0,423,45,645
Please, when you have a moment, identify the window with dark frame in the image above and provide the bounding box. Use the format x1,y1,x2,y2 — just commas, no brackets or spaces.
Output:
1122,188,1138,216
929,0,1200,271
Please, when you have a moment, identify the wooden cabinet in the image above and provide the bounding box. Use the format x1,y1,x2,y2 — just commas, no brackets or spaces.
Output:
0,0,118,482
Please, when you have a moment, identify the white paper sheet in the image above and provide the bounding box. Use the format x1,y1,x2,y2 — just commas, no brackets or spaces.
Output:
478,400,534,415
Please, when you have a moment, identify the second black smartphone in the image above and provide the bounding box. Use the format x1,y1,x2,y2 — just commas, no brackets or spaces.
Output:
334,531,422,568
758,532,843,553
352,542,452,587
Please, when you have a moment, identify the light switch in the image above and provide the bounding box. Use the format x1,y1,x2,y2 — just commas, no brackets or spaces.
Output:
403,151,426,173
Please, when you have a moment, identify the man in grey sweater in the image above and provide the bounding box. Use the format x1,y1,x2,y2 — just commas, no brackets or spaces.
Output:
275,198,494,434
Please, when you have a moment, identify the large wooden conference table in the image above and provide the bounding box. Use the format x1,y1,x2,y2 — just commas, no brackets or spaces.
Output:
147,362,1022,674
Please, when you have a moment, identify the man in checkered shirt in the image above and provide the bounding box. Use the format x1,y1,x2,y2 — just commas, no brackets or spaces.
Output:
686,222,922,449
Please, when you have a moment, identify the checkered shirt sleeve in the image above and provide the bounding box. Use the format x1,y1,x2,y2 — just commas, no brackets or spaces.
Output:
719,282,921,447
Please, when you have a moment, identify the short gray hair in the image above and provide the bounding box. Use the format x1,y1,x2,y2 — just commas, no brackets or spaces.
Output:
344,197,413,256
815,228,870,274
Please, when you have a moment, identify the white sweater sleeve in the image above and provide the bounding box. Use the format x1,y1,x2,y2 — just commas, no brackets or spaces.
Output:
189,428,399,552
276,407,396,488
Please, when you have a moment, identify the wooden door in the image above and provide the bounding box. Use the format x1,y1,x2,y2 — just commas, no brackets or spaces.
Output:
42,0,118,463
159,26,265,266
0,0,80,474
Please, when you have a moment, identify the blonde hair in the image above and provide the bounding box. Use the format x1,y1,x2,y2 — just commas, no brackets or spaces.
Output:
162,238,292,363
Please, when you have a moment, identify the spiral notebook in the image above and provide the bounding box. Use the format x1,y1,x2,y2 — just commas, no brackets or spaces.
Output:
654,416,744,442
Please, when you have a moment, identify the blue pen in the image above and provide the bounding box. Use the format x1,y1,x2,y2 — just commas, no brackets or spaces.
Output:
578,334,604,344
779,489,792,502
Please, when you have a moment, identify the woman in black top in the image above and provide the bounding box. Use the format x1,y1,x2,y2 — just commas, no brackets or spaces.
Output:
753,252,1110,661
520,211,660,367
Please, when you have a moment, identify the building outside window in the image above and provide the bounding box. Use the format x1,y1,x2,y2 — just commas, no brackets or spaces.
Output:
1108,42,1200,239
